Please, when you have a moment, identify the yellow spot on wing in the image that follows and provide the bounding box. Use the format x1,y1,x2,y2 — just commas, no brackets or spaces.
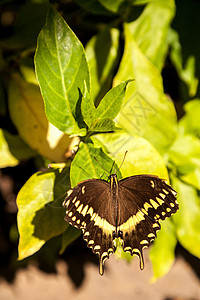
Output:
150,199,159,209
67,189,73,197
72,196,77,203
82,186,85,194
81,205,88,216
150,180,155,188
156,197,164,205
144,202,152,211
77,203,83,213
159,193,166,199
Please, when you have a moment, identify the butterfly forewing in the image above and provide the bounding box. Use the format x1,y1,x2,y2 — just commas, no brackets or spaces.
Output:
63,174,178,275
62,179,116,275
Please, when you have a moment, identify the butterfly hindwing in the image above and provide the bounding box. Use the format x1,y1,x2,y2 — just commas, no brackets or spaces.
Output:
62,179,115,275
117,175,178,269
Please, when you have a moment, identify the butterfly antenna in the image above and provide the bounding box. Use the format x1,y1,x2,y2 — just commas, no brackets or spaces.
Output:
115,151,128,175
78,166,92,178
93,157,110,176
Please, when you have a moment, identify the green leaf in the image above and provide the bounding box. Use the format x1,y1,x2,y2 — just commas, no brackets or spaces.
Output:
70,142,120,187
114,24,177,154
86,27,120,104
168,28,199,97
0,129,19,168
82,80,131,130
99,0,126,13
92,132,169,180
129,0,176,70
17,168,69,260
8,73,73,162
172,176,200,259
90,118,122,132
179,99,200,138
60,226,81,254
35,7,89,135
180,168,200,190
168,134,200,174
150,219,177,282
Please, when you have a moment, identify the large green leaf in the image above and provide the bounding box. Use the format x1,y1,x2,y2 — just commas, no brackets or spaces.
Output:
92,132,169,180
114,24,177,155
129,0,176,71
86,27,120,104
8,73,73,162
150,219,177,282
172,176,200,259
70,142,121,187
17,168,69,260
35,7,89,135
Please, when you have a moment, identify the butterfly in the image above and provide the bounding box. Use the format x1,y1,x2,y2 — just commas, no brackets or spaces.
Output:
62,173,178,275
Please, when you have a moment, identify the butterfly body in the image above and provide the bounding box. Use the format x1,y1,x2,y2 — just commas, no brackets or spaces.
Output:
63,174,178,275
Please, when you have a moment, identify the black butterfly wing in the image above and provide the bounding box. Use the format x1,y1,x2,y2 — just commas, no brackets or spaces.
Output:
117,175,178,269
62,179,115,275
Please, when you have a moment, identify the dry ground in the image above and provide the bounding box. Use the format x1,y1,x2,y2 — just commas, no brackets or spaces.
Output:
0,249,200,300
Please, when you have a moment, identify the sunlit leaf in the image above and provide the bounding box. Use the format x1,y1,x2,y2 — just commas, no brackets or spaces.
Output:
92,132,169,180
172,176,200,259
114,24,177,154
17,168,69,260
70,142,121,187
179,99,200,138
81,80,131,130
168,134,200,174
129,0,175,70
150,219,177,282
35,7,89,135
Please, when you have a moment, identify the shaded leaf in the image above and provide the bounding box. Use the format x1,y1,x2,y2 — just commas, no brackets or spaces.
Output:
99,0,126,13
60,226,81,254
86,27,120,104
8,73,73,162
0,129,19,168
168,28,198,97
